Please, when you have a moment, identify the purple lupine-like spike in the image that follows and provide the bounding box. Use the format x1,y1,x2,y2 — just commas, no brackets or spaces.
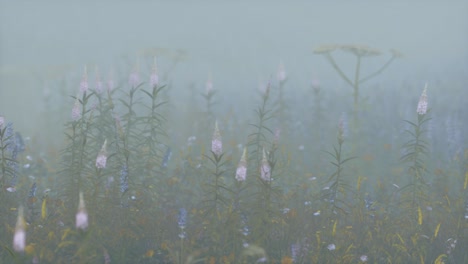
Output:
120,164,129,193
178,208,187,229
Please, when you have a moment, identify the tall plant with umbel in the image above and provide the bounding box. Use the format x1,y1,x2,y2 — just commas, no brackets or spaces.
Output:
314,45,402,133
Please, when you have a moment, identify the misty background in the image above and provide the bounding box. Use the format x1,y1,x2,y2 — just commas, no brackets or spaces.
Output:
1,1,467,137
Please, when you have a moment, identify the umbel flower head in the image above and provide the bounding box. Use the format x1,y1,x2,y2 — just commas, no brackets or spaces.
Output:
417,83,428,115
13,206,26,252
235,147,248,182
95,139,108,169
76,192,88,230
211,121,222,156
260,148,271,181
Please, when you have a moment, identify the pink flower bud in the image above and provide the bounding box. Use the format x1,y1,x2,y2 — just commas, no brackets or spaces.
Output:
150,58,159,88
211,121,222,156
95,139,108,169
76,192,88,230
80,66,89,93
417,83,428,115
71,97,81,121
13,206,26,252
260,148,271,181
235,148,247,182
277,62,286,82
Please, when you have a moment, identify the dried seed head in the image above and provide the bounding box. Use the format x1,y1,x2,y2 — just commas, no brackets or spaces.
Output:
417,83,428,115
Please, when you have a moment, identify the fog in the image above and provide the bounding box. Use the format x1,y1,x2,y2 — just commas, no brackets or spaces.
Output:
1,1,467,133
1,2,468,262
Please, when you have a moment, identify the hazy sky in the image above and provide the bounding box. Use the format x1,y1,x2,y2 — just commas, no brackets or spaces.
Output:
1,1,467,131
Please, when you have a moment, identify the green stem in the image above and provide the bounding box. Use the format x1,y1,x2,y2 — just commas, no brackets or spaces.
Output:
359,56,395,84
325,53,353,87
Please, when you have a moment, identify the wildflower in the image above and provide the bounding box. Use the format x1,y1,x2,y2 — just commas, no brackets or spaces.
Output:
235,147,247,182
161,146,172,169
76,192,88,230
327,243,336,251
291,243,300,262
260,148,271,181
206,73,213,95
178,208,187,229
28,182,37,199
107,69,115,91
150,57,159,88
313,210,321,216
71,97,81,121
311,78,320,90
277,62,286,82
241,214,249,236
360,255,368,262
417,83,428,115
338,112,347,141
129,71,140,87
94,67,104,94
79,66,88,93
13,206,26,252
187,136,197,146
178,208,187,239
129,62,140,87
211,121,222,156
273,128,281,146
103,248,111,264
120,165,129,193
95,139,108,169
